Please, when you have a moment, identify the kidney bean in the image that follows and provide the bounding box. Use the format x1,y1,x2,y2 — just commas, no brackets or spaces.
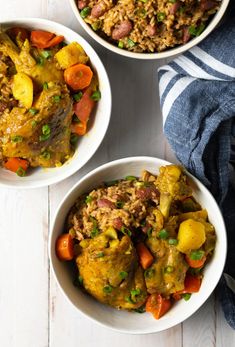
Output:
136,187,160,200
112,20,132,40
91,3,106,18
97,198,116,209
78,0,89,10
200,0,217,11
146,25,157,37
112,217,124,230
169,2,181,15
183,27,191,43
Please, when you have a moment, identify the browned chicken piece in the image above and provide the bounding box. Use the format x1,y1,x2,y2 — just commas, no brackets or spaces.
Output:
77,233,147,309
145,237,188,295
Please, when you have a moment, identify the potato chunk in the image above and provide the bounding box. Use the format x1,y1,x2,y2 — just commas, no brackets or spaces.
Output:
55,42,88,69
177,219,206,253
12,72,33,108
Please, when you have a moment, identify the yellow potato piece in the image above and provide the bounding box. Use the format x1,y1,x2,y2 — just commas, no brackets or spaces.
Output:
176,219,206,254
12,72,33,109
178,209,208,222
55,42,88,69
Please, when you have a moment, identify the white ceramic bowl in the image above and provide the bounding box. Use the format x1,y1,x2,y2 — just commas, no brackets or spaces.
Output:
70,0,230,60
0,18,111,188
49,156,227,334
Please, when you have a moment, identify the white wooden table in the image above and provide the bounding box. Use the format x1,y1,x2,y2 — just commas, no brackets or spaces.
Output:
0,1,235,346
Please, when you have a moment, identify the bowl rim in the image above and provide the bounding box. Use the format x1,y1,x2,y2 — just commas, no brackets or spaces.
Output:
49,156,227,334
69,0,230,60
0,18,112,189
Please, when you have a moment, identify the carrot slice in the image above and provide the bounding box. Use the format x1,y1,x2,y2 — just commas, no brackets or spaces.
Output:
185,254,207,269
73,89,95,122
136,242,154,270
30,30,55,48
71,121,87,136
56,234,74,261
4,157,29,174
46,35,64,48
175,274,201,296
146,294,172,320
64,64,93,90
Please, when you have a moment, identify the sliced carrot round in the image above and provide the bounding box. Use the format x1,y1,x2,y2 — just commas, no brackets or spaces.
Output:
146,294,171,320
4,157,29,173
185,254,207,269
30,30,55,48
56,234,74,261
71,122,87,136
73,89,95,122
64,64,93,90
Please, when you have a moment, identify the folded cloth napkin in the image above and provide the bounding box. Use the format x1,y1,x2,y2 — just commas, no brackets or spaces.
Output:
158,3,235,329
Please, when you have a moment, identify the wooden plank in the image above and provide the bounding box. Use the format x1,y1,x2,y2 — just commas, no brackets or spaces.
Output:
0,188,49,347
216,292,235,347
182,295,216,347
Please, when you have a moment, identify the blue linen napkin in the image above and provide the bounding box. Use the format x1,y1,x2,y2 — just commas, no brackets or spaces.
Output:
158,3,235,329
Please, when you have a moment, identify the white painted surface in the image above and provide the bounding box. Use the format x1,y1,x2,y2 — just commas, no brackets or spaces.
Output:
0,1,235,346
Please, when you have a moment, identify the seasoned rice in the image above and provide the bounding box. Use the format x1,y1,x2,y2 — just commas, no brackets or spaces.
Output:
78,0,221,53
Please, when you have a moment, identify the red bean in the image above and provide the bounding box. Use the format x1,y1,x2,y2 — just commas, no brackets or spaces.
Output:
97,198,116,209
200,0,217,11
136,187,160,200
169,2,181,15
183,27,191,44
146,25,157,37
91,3,106,18
112,20,132,40
78,0,88,10
113,217,124,230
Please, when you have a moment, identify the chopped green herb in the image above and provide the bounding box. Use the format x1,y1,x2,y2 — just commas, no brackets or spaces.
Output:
169,0,177,3
168,238,178,245
119,271,128,280
73,92,83,102
91,228,99,238
80,7,91,19
144,268,155,278
91,90,101,101
16,166,26,177
37,56,45,66
85,195,93,204
89,216,97,227
147,227,153,238
31,120,38,129
11,135,23,143
125,175,137,181
39,134,50,142
130,288,141,301
103,285,113,294
70,133,79,145
116,201,124,209
96,251,104,258
158,229,169,239
182,293,191,301
78,275,83,285
29,108,38,115
40,150,51,160
125,295,134,304
121,226,132,237
42,124,50,136
190,250,205,260
91,21,101,31
157,12,166,22
43,82,48,90
178,6,186,14
127,38,135,47
41,50,52,59
189,23,205,37
164,265,174,274
118,41,124,49
53,95,61,103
